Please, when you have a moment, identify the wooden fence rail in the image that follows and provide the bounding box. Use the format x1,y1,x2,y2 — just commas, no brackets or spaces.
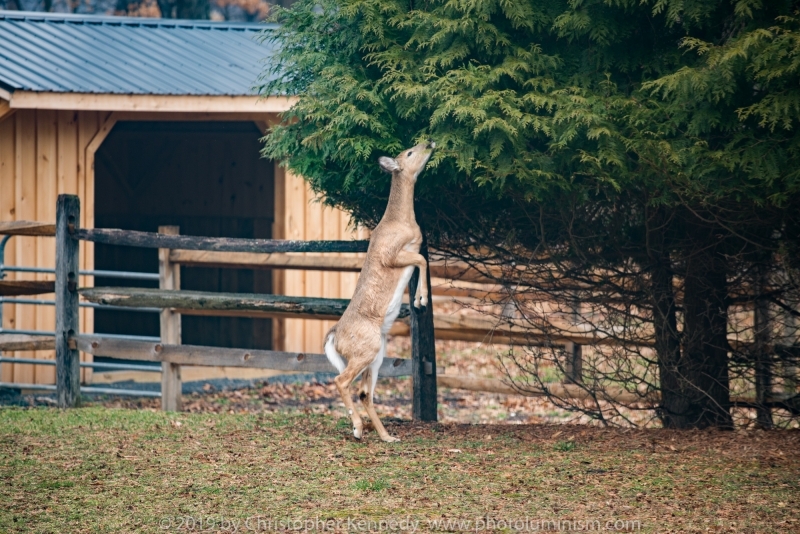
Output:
0,221,56,236
71,335,413,378
71,288,800,352
79,287,409,321
0,280,56,296
68,335,685,406
169,248,496,284
0,221,493,282
0,334,56,351
79,287,631,347
75,228,370,254
169,250,364,272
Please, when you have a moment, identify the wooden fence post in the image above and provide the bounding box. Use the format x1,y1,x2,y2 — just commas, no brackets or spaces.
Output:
563,342,583,384
783,312,798,396
754,266,773,428
563,300,583,384
409,232,437,421
159,226,182,412
55,194,81,408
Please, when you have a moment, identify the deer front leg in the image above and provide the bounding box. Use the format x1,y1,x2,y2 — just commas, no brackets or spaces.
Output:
390,250,429,308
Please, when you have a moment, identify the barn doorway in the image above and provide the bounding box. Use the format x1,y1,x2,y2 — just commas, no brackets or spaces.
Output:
94,121,274,351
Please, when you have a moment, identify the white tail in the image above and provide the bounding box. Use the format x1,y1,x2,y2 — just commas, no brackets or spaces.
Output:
324,331,346,374
324,140,436,442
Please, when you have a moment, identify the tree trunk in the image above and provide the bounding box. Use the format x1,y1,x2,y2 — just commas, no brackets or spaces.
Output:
667,238,732,428
647,209,683,425
650,250,684,425
648,211,732,429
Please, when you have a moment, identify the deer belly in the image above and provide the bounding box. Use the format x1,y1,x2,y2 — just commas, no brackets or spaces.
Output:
382,266,414,334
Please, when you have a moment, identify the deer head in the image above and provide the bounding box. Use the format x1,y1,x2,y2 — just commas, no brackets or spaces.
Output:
378,140,436,181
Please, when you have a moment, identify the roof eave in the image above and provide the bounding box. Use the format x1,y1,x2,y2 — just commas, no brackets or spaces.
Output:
5,91,296,113
0,10,277,31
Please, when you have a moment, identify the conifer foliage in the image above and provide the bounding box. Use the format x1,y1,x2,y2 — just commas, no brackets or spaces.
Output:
260,0,800,428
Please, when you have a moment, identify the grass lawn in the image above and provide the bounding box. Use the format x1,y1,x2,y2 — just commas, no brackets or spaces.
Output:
0,407,797,533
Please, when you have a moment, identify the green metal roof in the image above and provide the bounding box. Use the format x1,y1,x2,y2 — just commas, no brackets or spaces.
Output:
0,10,277,95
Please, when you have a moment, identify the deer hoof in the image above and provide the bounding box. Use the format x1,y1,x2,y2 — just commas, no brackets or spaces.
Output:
381,435,400,443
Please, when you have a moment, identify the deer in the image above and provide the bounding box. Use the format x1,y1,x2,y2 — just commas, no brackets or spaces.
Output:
324,139,436,442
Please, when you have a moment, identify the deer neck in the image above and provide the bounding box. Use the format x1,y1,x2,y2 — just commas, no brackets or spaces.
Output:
382,174,416,223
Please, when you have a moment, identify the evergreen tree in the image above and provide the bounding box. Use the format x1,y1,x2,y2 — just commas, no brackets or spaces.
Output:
260,0,800,428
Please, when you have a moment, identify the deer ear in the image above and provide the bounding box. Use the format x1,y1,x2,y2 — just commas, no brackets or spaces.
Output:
378,156,400,174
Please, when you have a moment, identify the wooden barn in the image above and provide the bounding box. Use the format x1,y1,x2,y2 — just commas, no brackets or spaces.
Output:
0,11,362,386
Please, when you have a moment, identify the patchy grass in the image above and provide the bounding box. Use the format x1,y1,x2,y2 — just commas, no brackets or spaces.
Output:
553,440,577,452
0,407,798,533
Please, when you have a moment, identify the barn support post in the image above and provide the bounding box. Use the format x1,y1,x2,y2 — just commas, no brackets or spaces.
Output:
0,235,10,331
409,230,437,421
159,226,182,412
55,194,81,408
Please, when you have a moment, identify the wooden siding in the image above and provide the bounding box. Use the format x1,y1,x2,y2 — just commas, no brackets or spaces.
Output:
277,171,365,354
0,109,103,384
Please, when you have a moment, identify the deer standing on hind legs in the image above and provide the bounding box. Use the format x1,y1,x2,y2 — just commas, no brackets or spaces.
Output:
324,140,436,442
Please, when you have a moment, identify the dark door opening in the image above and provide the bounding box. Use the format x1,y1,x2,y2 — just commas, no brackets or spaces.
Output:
94,121,274,351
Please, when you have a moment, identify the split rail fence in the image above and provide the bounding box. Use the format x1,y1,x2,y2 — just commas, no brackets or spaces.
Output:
2,195,796,417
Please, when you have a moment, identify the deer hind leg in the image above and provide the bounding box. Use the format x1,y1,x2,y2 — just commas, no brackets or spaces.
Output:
359,336,399,443
332,332,381,440
334,363,366,440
